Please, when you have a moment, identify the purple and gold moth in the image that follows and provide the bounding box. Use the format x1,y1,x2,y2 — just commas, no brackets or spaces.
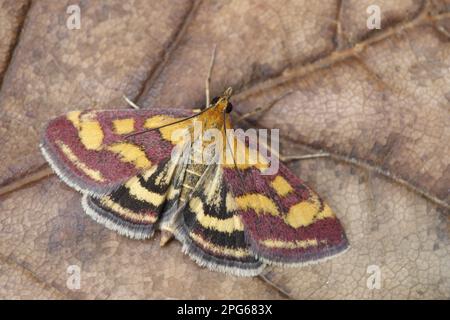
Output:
40,88,349,276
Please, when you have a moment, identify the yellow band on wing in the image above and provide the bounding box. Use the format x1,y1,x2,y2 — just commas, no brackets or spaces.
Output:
261,238,319,249
125,176,166,207
144,115,187,143
223,137,269,171
107,143,151,169
190,232,250,258
235,194,279,216
57,141,105,182
285,193,335,228
113,118,135,135
66,111,104,150
100,197,157,223
66,111,81,128
79,120,104,150
270,176,293,197
189,197,244,233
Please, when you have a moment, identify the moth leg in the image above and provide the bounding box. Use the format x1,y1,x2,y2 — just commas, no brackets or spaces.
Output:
159,203,189,247
253,129,330,164
160,230,175,246
205,44,217,108
258,271,292,298
279,152,330,162
123,95,141,110
160,203,187,246
254,131,330,163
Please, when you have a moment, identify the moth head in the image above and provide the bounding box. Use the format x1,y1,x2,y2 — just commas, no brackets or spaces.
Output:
211,87,233,114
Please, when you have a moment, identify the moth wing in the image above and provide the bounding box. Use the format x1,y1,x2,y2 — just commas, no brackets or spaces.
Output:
222,136,349,266
41,108,195,196
173,163,264,276
81,139,191,239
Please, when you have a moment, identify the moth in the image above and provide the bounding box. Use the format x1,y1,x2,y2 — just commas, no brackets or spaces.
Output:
40,88,349,276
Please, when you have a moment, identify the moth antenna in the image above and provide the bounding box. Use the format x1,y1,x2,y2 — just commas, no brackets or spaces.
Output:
124,106,212,139
223,87,233,98
205,44,217,108
123,95,141,110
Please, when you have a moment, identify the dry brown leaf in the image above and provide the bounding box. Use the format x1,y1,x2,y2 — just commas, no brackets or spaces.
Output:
0,0,449,299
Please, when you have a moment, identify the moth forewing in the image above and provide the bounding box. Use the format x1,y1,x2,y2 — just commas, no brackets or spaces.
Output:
41,88,348,276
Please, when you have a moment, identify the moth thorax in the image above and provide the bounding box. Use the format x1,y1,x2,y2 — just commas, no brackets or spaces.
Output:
180,144,208,202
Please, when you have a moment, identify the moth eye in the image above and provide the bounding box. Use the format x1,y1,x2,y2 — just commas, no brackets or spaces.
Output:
225,102,233,113
201,96,220,109
211,96,220,105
